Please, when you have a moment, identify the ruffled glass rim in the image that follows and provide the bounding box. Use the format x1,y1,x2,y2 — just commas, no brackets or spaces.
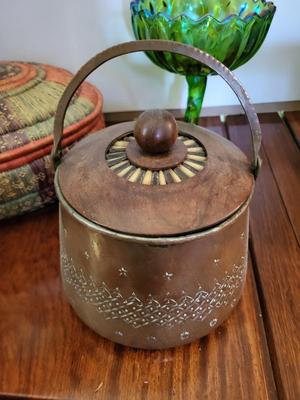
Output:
130,0,276,25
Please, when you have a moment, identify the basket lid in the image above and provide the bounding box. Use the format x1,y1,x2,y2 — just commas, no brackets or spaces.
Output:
0,61,103,172
57,109,254,237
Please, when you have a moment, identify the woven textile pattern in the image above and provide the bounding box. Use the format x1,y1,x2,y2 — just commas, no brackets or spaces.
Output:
0,61,104,219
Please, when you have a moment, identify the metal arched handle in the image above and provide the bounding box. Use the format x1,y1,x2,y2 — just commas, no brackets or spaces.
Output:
52,40,262,177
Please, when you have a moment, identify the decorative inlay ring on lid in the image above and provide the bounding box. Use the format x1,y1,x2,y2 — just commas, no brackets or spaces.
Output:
126,139,188,171
105,131,207,185
105,109,207,185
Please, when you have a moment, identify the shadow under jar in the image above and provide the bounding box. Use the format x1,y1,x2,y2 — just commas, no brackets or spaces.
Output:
52,40,262,349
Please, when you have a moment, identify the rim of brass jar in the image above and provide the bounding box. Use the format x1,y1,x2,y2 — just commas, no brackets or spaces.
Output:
55,172,253,246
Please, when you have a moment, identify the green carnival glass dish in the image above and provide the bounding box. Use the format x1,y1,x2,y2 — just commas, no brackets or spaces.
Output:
131,0,276,123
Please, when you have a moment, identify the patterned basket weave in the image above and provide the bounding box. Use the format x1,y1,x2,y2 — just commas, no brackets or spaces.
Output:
0,61,105,219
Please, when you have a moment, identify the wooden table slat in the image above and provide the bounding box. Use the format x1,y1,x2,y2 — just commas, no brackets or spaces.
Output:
258,113,300,244
0,117,277,400
284,111,300,147
226,114,300,400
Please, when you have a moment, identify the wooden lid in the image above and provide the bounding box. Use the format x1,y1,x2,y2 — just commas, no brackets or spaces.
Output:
57,113,254,237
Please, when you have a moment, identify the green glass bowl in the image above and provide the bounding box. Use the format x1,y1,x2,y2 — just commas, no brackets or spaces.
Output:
131,0,276,123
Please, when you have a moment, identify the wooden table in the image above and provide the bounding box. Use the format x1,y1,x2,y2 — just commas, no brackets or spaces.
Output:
0,112,299,400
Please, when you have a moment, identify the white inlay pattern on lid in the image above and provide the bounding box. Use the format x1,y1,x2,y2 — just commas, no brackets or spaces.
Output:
61,252,247,329
105,133,207,185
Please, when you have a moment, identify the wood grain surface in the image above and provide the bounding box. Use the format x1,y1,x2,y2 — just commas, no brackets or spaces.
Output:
57,120,253,237
226,114,300,400
285,111,300,146
0,113,299,399
258,113,300,243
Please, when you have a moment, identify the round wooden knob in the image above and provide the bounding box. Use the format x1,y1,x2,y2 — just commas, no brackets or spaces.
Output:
134,110,178,154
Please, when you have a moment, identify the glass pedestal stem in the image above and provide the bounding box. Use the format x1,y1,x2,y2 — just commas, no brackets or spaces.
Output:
184,75,207,124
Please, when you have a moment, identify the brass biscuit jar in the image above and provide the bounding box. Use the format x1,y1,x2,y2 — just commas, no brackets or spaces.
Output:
52,41,261,349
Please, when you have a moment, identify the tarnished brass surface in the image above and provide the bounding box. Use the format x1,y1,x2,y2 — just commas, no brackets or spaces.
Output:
59,200,249,349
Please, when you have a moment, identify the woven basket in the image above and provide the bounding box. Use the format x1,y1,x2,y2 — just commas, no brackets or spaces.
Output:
0,61,105,219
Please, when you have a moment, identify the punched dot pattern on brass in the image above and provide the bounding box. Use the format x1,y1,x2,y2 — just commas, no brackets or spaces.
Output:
61,251,246,329
105,133,207,185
